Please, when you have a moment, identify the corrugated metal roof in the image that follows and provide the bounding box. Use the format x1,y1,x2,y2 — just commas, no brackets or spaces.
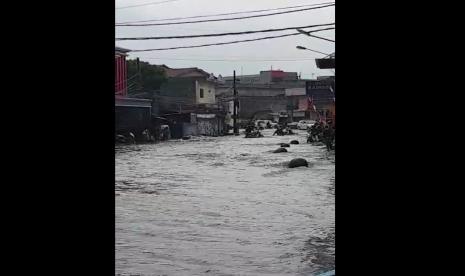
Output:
115,96,152,108
115,46,131,53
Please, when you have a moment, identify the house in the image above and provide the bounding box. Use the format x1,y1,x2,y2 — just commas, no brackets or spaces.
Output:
156,65,217,112
115,46,152,137
154,65,226,137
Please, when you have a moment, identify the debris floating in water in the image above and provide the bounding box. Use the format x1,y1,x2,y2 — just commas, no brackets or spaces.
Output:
288,158,308,168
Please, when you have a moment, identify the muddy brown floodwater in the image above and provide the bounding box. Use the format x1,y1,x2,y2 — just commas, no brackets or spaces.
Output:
115,129,335,276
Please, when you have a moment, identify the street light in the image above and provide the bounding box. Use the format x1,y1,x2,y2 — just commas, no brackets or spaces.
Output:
295,46,329,56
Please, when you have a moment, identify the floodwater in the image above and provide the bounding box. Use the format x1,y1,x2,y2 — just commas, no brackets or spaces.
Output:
115,129,335,276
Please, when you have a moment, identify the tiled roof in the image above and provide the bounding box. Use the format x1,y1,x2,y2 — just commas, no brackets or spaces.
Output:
156,65,211,78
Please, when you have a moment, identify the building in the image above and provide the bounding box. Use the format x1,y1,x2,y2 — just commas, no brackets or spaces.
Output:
154,65,226,137
156,65,217,111
217,70,310,125
115,97,152,133
216,83,287,124
115,46,130,96
285,87,320,121
115,46,152,137
222,70,299,85
306,77,335,124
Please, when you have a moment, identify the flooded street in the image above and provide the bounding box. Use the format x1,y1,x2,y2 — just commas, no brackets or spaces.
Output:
115,129,335,276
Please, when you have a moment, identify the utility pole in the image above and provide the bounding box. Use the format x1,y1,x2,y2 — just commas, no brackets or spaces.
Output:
291,99,294,122
233,70,238,135
288,98,294,123
136,58,142,91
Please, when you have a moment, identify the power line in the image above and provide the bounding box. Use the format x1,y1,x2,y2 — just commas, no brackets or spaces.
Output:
116,0,181,10
132,33,300,52
116,1,335,24
116,23,335,40
115,73,139,85
307,34,335,43
133,54,320,59
115,82,138,94
298,27,335,42
139,57,320,62
130,28,334,52
116,4,335,26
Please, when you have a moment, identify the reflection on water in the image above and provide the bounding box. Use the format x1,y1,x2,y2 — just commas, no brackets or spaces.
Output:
116,129,335,275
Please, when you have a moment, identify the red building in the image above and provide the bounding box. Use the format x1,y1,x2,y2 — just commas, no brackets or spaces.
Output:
115,46,130,96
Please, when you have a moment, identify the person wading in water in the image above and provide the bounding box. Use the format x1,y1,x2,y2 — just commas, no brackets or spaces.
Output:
323,125,334,151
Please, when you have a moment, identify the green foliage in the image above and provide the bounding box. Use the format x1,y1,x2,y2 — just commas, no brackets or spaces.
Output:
127,59,167,94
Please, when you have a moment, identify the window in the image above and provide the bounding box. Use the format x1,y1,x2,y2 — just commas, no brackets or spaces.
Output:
200,88,204,98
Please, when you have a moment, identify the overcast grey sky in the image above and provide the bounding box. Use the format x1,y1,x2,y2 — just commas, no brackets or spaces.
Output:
115,0,334,79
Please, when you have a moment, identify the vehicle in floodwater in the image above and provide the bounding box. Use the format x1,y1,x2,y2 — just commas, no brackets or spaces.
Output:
297,120,316,130
244,130,264,138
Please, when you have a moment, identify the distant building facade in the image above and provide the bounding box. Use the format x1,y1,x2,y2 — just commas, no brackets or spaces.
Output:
306,77,335,123
222,70,299,85
217,70,311,124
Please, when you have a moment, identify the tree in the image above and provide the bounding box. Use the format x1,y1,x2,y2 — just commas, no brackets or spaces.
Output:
127,59,167,95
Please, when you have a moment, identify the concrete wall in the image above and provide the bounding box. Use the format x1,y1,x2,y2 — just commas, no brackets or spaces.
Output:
216,86,285,97
298,96,310,111
238,88,284,97
238,96,287,119
223,74,262,84
196,80,216,104
216,81,313,122
285,87,306,96
216,85,287,120
223,71,299,85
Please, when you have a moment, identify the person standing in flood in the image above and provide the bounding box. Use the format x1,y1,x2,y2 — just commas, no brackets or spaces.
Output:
323,125,334,151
